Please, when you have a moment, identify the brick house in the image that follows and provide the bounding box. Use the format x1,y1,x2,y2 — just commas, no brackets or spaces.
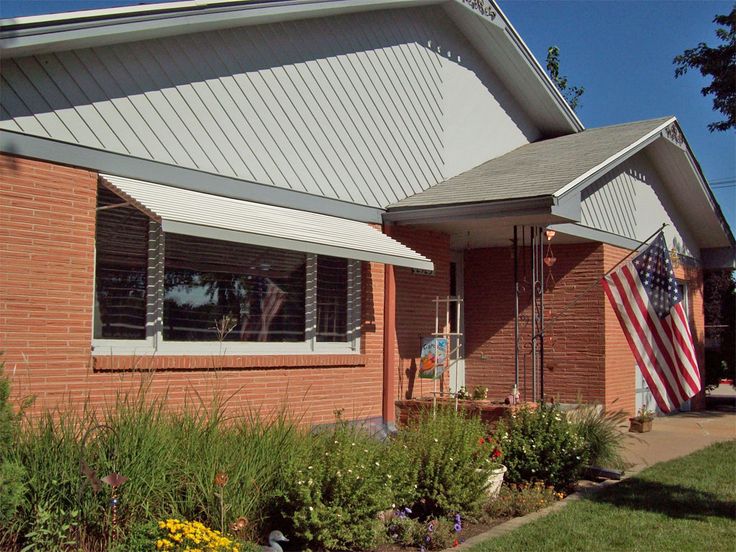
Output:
1,0,733,428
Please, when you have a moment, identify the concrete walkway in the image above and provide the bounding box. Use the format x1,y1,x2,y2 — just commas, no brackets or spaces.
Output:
450,409,736,551
622,410,736,474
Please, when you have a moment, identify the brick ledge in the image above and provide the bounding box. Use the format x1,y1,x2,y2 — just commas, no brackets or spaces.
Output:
93,354,367,372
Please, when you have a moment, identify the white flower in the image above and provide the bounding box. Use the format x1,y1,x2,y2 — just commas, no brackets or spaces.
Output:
387,474,392,479
348,469,353,473
351,442,356,446
307,466,313,470
309,506,314,512
334,440,339,444
336,471,342,477
433,438,438,443
308,478,313,486
391,503,396,508
298,480,304,485
375,461,380,467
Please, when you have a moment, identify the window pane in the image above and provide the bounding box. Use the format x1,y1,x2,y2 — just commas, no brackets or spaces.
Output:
164,235,306,342
94,187,149,339
317,256,348,342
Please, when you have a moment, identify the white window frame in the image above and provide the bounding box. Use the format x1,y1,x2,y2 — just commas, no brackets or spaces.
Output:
92,220,361,356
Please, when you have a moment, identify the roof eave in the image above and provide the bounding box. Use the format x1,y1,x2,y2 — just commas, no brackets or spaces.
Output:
0,0,442,56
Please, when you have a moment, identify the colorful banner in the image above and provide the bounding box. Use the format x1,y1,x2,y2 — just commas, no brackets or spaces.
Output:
419,336,449,379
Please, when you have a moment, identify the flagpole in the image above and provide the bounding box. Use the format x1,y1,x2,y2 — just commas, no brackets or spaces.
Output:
537,223,668,337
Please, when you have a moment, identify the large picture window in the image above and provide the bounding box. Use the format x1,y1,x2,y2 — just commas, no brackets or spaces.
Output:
163,234,307,342
93,185,360,353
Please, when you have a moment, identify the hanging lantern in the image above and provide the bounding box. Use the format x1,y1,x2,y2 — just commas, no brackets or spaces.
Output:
545,229,556,241
544,254,557,267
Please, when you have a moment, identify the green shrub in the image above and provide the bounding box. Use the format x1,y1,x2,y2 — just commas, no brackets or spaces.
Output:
0,460,26,525
4,388,302,549
494,404,589,490
21,499,79,552
273,420,403,551
396,407,490,517
484,482,562,519
385,515,456,550
108,520,158,552
567,403,629,470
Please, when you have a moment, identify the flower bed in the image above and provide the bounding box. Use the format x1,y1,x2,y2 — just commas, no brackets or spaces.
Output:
395,398,535,430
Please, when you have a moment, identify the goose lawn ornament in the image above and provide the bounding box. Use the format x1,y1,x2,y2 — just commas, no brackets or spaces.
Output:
262,530,289,552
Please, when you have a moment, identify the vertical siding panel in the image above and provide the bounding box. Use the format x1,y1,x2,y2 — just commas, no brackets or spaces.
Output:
2,59,77,143
117,41,208,170
0,75,51,137
76,48,169,161
0,7,537,208
56,50,149,158
15,56,103,147
36,53,127,152
215,27,311,193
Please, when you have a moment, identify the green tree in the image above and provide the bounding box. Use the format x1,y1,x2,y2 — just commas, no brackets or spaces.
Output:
674,7,736,132
704,270,736,389
545,45,584,111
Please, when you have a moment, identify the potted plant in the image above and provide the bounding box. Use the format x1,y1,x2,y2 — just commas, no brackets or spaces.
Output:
629,407,654,433
477,437,506,498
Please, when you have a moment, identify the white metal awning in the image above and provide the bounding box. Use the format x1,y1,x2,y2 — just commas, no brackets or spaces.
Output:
99,174,433,270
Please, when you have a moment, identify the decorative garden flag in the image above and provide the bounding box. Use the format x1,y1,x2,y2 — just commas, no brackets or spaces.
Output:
419,337,449,379
602,233,701,413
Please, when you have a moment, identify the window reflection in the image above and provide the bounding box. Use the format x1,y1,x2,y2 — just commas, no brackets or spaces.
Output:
94,187,149,339
163,234,306,342
317,256,348,342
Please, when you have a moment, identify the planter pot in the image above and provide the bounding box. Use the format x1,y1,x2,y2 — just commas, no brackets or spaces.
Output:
481,465,507,498
629,418,652,433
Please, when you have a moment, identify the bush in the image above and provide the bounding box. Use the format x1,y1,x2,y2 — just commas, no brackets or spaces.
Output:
0,460,26,526
494,404,588,490
273,420,407,551
3,389,302,549
567,403,629,470
396,407,490,517
385,515,457,550
484,482,562,519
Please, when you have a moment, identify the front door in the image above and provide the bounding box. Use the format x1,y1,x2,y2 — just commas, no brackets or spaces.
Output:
449,251,465,393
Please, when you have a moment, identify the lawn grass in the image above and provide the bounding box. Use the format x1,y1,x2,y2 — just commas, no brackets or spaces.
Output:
470,440,736,552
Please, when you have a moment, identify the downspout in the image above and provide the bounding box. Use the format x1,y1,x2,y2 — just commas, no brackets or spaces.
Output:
382,223,397,431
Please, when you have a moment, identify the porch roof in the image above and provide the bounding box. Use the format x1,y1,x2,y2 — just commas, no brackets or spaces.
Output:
389,117,673,209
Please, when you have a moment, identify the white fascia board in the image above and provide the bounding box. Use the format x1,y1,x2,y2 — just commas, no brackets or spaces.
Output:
1,0,440,56
487,0,583,133
554,117,676,199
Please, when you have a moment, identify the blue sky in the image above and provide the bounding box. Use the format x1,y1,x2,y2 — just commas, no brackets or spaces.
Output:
2,0,734,234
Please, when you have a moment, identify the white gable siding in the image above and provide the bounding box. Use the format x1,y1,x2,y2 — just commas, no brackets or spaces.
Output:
0,6,538,209
580,151,700,257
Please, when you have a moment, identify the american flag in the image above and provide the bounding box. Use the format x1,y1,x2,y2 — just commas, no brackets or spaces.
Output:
602,233,701,413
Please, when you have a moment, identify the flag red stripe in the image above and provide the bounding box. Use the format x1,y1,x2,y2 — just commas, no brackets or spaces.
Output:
619,267,690,403
611,269,685,407
602,276,673,413
669,304,700,393
671,304,698,372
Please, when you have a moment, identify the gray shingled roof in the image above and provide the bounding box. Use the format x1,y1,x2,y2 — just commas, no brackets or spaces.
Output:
389,117,673,209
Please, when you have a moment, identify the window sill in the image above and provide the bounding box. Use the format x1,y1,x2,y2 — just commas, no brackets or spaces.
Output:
92,353,368,372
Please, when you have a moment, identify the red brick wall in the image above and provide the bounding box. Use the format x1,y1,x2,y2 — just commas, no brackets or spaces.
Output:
0,153,390,425
464,243,608,406
463,240,707,415
389,227,451,402
602,244,637,414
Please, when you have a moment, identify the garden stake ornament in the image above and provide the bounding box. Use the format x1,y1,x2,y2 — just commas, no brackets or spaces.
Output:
78,423,126,549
